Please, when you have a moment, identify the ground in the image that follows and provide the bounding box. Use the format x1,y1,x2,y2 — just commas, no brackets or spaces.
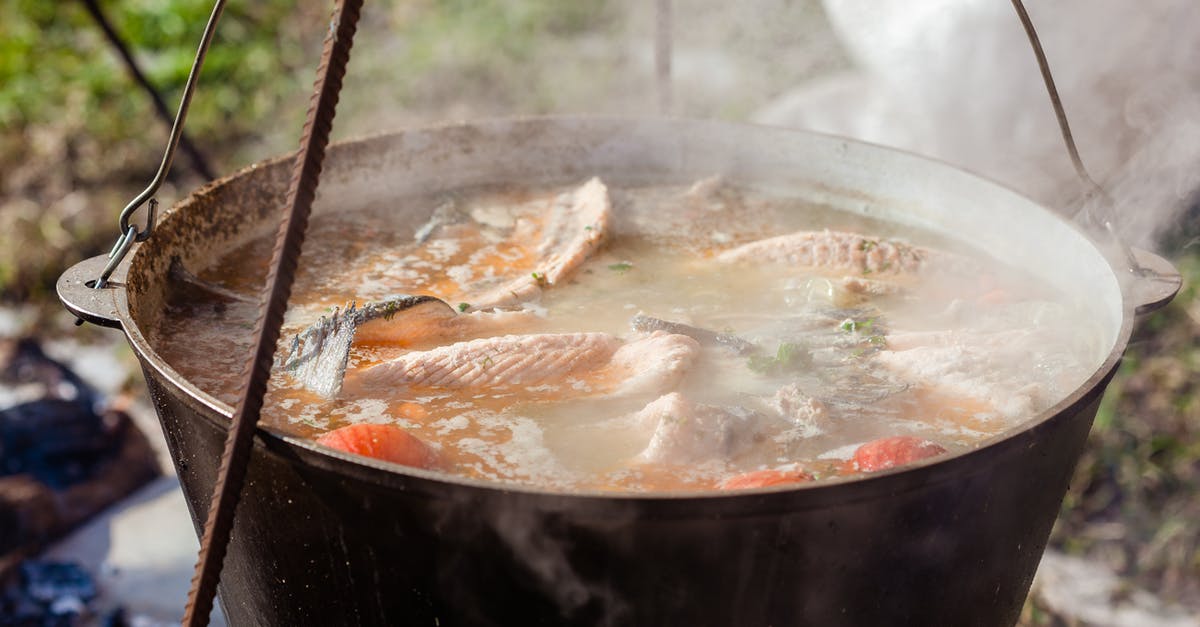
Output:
2,1,1197,624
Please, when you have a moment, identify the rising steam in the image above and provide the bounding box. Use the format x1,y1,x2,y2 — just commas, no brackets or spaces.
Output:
754,0,1200,250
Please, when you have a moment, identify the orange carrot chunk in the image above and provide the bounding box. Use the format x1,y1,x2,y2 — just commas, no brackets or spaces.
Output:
719,468,814,490
851,436,946,473
316,424,442,470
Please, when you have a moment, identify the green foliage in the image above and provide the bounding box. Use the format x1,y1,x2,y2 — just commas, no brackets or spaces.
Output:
1054,247,1200,602
0,0,308,151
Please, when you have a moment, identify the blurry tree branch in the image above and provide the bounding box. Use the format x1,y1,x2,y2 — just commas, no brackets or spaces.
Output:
78,0,216,181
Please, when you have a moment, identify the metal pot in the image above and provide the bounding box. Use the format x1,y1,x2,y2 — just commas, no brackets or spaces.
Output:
59,116,1180,626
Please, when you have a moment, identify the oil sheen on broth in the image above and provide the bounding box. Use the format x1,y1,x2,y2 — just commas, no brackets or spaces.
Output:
152,178,1102,492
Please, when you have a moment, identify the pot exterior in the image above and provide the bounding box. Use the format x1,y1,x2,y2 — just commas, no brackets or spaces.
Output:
145,363,1111,626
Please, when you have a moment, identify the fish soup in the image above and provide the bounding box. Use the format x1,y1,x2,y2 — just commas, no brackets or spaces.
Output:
153,177,1104,492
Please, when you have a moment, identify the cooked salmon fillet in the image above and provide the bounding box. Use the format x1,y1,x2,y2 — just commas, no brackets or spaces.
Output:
716,229,971,278
469,177,611,310
632,392,765,465
352,308,540,349
344,330,698,398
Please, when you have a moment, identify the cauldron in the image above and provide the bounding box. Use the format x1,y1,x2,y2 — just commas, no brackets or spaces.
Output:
59,117,1180,625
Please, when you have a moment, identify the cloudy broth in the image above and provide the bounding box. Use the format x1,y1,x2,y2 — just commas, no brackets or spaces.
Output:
153,180,1103,492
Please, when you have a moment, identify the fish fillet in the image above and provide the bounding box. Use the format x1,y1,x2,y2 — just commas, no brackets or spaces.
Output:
352,308,540,349
632,392,764,465
469,177,611,310
345,330,698,398
717,229,973,279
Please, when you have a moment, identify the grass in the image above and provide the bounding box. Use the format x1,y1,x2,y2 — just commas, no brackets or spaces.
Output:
1049,247,1200,605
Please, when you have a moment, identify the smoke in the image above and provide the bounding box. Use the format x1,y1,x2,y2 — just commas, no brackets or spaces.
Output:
753,0,1200,251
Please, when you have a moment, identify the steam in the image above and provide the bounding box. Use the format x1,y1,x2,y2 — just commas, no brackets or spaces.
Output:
753,0,1200,250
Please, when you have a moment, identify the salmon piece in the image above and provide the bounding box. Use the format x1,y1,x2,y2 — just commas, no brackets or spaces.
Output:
345,330,698,398
353,307,540,349
717,229,973,279
719,468,814,490
469,177,611,310
316,424,442,469
633,392,765,465
605,331,700,397
873,330,1053,419
769,383,828,443
847,436,946,472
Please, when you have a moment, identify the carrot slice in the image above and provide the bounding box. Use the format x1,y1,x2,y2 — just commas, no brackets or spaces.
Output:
849,436,946,473
718,468,814,490
316,424,442,470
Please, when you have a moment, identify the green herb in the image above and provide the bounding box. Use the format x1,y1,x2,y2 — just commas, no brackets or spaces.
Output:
584,225,593,231
858,239,877,252
457,302,471,312
840,318,874,333
531,271,547,285
381,300,404,320
608,261,633,273
480,356,495,369
747,342,811,375
862,267,873,276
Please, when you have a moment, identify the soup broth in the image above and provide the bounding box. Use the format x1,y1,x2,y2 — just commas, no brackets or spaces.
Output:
153,178,1103,492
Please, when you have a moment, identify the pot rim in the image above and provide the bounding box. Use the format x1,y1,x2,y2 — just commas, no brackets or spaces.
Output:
114,114,1136,501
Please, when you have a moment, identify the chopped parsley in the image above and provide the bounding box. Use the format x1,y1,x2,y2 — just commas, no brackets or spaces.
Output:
608,261,634,273
377,300,408,321
840,318,874,333
747,342,812,375
531,271,547,285
457,302,471,312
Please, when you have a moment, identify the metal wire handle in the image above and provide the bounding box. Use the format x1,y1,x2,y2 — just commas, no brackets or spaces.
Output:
92,0,227,288
1010,0,1143,275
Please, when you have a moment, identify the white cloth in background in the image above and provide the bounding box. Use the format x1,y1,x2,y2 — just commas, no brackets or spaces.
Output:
754,0,1200,248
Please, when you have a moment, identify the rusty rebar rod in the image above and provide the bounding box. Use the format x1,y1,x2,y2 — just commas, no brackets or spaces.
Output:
181,0,364,624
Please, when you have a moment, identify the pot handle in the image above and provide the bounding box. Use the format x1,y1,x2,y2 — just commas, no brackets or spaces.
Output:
1007,3,1183,317
58,254,125,329
1127,247,1183,316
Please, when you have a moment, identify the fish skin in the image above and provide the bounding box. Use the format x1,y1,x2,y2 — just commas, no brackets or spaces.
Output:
344,330,698,398
716,229,972,278
468,177,611,311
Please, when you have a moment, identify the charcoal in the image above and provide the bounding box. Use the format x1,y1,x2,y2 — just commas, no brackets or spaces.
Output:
0,337,118,489
0,339,98,415
0,560,99,626
1,399,118,489
20,561,96,607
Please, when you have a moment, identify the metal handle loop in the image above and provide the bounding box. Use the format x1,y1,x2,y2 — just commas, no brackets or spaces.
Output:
1008,0,1144,276
92,0,227,289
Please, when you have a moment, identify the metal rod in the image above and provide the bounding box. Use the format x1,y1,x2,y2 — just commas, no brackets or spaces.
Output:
78,0,216,181
1009,0,1142,273
181,0,364,624
1008,1,1097,189
655,0,673,114
114,0,226,239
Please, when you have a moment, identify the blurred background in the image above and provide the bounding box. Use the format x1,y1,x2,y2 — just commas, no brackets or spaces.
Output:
1,1,1197,624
